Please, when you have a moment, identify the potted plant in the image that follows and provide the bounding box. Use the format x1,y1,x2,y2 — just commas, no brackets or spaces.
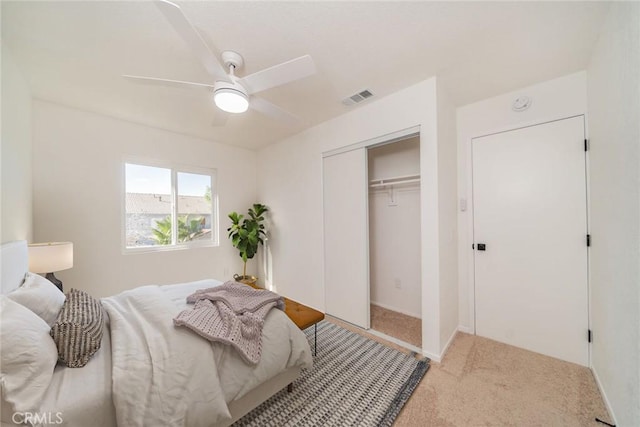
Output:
227,203,268,285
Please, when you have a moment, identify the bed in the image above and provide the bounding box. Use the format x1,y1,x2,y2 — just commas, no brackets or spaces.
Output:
0,240,312,427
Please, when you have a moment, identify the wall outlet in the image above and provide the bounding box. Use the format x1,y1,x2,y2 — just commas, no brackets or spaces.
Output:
394,279,401,289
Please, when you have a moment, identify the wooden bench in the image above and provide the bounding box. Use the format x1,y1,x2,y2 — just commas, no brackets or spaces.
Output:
283,297,324,356
241,282,325,355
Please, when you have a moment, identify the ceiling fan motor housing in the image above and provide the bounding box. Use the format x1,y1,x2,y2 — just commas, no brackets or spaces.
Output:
221,51,244,71
213,80,249,113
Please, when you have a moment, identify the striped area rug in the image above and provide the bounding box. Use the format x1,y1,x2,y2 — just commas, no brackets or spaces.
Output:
234,320,430,426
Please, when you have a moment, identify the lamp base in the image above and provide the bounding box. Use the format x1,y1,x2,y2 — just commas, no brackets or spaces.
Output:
45,272,64,293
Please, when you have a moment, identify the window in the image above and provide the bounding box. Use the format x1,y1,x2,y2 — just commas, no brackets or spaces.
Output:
124,162,217,251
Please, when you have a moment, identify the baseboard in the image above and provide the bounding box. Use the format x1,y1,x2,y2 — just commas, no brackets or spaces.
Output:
370,301,421,319
457,325,473,334
329,314,439,362
591,365,618,426
366,328,424,356
439,328,458,361
421,349,441,363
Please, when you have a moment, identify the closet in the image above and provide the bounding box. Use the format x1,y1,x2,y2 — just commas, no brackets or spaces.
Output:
323,130,422,350
368,137,421,348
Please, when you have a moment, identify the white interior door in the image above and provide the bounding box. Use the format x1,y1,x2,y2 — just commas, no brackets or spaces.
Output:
323,148,369,328
473,116,588,366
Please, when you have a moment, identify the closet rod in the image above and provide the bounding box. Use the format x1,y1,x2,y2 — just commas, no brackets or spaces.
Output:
369,178,420,188
369,173,420,188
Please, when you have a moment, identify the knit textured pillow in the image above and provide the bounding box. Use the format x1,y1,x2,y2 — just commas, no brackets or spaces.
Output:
50,289,105,368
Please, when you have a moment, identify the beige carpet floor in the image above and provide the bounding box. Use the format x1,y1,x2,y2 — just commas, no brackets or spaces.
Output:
326,316,613,426
370,304,421,348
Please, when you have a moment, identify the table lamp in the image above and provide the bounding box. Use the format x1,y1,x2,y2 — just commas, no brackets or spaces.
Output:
28,242,73,292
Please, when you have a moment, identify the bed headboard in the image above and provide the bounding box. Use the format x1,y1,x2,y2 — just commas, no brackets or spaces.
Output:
1,240,28,295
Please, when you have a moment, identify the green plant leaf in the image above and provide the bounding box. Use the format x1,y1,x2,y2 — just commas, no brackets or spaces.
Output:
227,204,268,269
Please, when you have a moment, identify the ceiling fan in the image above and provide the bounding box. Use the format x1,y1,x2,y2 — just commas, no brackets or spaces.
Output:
123,0,316,126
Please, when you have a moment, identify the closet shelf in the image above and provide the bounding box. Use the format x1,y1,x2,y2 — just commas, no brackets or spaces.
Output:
369,174,420,188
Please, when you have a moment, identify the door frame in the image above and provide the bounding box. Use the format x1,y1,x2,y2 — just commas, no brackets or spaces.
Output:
321,125,421,328
465,114,591,362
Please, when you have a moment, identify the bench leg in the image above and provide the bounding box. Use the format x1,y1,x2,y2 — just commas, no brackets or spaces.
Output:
287,383,293,393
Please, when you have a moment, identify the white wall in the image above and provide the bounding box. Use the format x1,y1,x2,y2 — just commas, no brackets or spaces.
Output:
368,137,420,179
1,44,33,243
32,100,258,297
368,138,421,318
456,71,587,332
258,77,450,359
587,3,640,425
436,80,458,351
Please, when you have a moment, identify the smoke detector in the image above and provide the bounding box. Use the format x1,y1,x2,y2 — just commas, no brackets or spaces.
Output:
512,96,532,112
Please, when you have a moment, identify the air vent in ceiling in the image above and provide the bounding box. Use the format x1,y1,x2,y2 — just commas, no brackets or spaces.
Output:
342,89,374,106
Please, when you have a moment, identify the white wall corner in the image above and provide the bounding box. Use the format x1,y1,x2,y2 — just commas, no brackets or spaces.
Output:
436,77,459,352
591,366,618,427
457,325,473,334
438,328,459,362
586,2,640,425
1,43,33,244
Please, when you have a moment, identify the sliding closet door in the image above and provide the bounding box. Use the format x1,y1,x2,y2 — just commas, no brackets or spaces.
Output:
323,148,369,328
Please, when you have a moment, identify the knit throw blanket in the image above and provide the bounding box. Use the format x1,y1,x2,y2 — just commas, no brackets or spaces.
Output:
173,281,284,365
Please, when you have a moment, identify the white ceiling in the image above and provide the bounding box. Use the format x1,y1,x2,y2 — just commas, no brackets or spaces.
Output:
2,1,610,150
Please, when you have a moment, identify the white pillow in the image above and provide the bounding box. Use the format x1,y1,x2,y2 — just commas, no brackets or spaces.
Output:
7,272,65,326
0,296,58,418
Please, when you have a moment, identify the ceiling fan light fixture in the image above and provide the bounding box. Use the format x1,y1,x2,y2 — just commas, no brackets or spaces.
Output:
214,82,249,114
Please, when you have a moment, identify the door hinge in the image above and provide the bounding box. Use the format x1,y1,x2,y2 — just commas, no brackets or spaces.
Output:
587,234,591,247
588,329,592,343
584,139,589,152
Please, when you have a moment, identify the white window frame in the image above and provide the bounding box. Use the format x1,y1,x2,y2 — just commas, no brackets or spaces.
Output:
122,157,219,254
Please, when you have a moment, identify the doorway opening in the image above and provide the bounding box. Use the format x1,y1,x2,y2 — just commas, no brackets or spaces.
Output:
368,136,422,349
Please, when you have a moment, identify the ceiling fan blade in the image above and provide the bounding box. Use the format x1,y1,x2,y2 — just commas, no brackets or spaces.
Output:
123,75,215,90
154,0,229,81
250,97,300,127
239,55,316,95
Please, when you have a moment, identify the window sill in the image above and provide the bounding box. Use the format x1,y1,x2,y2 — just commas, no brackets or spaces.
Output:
123,240,218,255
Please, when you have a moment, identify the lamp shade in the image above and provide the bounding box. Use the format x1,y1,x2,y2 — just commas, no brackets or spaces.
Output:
28,242,73,273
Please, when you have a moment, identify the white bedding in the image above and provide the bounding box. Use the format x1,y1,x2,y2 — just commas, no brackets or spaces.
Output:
15,279,312,427
101,279,312,427
38,319,116,427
